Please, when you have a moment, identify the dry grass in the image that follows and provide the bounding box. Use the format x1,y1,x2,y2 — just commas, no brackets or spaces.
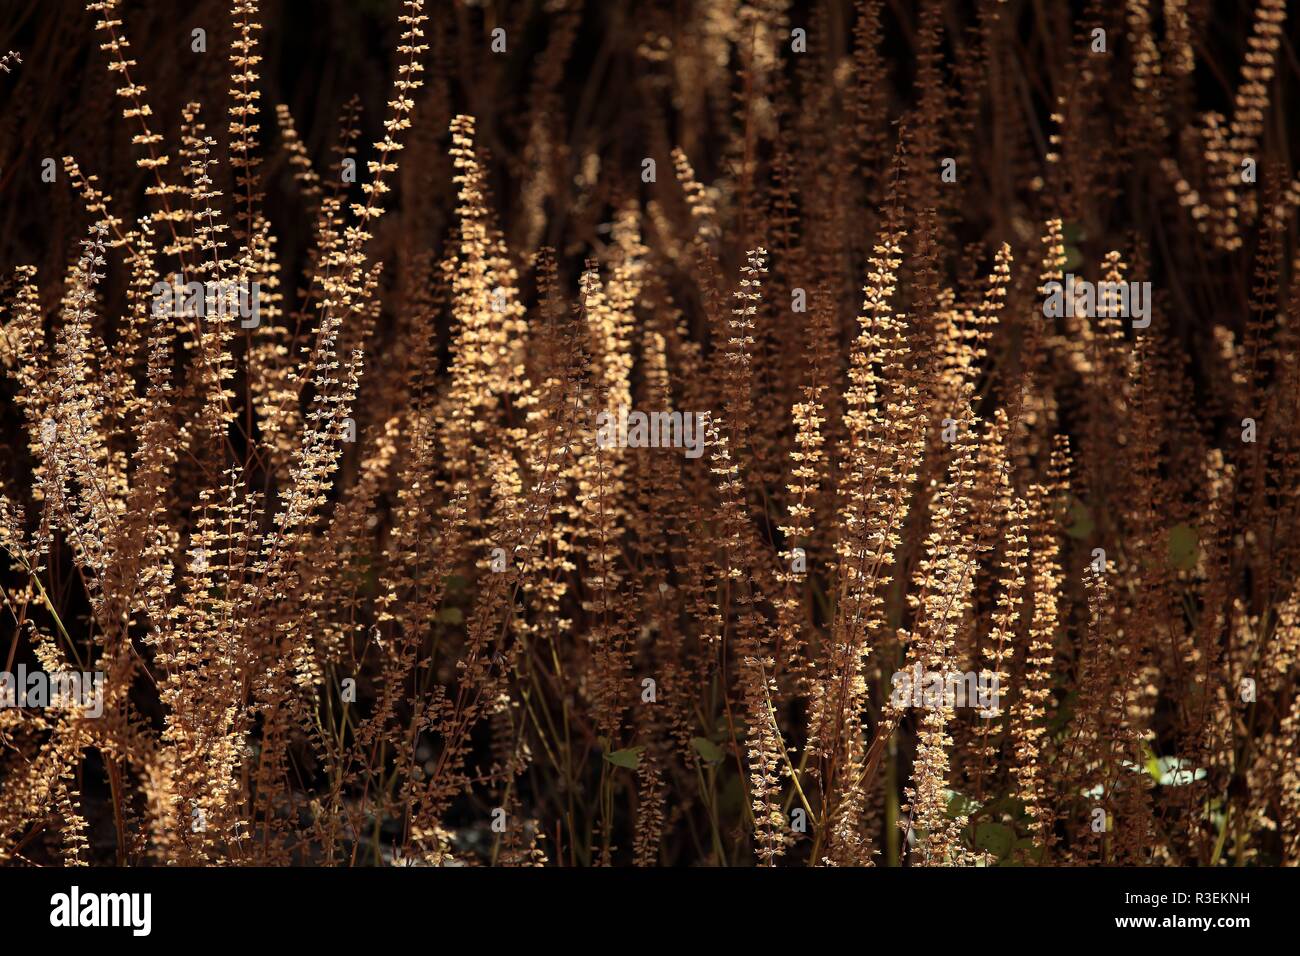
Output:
0,0,1297,866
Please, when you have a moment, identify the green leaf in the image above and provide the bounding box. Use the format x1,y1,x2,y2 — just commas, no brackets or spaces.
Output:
1168,524,1199,570
1011,837,1044,864
1065,498,1094,540
976,795,1029,822
691,736,725,764
718,772,746,817
943,788,981,819
974,822,1015,859
1145,750,1162,782
604,746,644,770
437,606,463,625
1047,689,1076,735
1063,223,1086,270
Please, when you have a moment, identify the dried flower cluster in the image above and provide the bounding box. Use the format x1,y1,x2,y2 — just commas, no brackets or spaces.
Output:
0,0,1297,867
